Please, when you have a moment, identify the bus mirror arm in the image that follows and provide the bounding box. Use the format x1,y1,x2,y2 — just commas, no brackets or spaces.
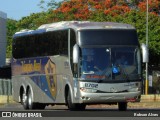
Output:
73,44,79,64
141,43,149,63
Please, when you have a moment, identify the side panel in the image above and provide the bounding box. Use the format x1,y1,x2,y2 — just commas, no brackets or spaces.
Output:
12,57,58,103
50,55,73,103
12,76,54,103
12,56,73,104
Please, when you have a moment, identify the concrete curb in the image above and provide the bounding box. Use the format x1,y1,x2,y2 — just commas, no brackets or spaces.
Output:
141,95,160,102
0,95,14,104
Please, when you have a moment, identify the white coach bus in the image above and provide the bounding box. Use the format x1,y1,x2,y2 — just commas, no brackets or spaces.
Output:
12,21,143,111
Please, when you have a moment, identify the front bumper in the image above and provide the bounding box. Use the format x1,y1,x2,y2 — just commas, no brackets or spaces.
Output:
79,91,141,104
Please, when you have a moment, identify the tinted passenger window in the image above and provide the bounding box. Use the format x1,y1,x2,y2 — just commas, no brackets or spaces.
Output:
12,30,69,59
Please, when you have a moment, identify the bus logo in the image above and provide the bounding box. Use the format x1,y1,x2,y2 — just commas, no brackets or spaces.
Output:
45,59,57,100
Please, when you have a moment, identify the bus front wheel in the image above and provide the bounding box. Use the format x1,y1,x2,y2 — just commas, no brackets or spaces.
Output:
67,91,86,111
118,102,127,111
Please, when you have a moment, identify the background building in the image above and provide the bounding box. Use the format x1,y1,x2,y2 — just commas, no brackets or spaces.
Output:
0,11,7,67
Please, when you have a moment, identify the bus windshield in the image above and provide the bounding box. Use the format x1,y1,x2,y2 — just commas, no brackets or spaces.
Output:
80,47,141,81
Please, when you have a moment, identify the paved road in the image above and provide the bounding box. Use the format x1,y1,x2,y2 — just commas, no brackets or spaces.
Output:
0,103,160,117
1,102,160,110
0,103,160,120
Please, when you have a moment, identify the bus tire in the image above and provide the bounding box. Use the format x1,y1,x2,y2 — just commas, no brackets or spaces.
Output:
21,90,29,109
118,102,127,111
67,91,76,110
27,88,36,109
67,91,86,111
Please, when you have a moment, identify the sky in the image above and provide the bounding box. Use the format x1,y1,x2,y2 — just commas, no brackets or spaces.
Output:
0,0,61,20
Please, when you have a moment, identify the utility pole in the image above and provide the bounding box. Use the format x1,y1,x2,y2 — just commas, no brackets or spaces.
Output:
145,0,149,95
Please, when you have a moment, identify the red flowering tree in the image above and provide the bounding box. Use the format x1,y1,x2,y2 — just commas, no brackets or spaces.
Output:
138,0,160,15
54,0,90,20
54,0,131,19
104,5,130,16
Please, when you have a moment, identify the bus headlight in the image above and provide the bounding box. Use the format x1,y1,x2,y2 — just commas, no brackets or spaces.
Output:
128,87,141,92
80,87,97,93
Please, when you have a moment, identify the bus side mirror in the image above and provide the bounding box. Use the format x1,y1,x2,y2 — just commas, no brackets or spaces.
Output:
73,44,79,64
141,43,149,63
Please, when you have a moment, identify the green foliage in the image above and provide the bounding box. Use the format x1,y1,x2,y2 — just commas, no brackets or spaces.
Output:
6,19,17,58
38,0,67,11
16,12,48,30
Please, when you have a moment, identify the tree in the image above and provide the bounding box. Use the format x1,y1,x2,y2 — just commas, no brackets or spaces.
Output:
38,0,68,11
138,0,160,15
16,12,50,30
6,19,17,57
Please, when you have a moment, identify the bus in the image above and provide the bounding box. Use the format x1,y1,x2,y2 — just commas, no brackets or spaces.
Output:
12,21,142,111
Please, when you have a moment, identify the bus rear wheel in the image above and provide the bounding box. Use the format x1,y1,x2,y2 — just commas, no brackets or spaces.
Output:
67,91,86,111
21,90,29,109
27,89,45,110
118,102,127,111
27,88,35,109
